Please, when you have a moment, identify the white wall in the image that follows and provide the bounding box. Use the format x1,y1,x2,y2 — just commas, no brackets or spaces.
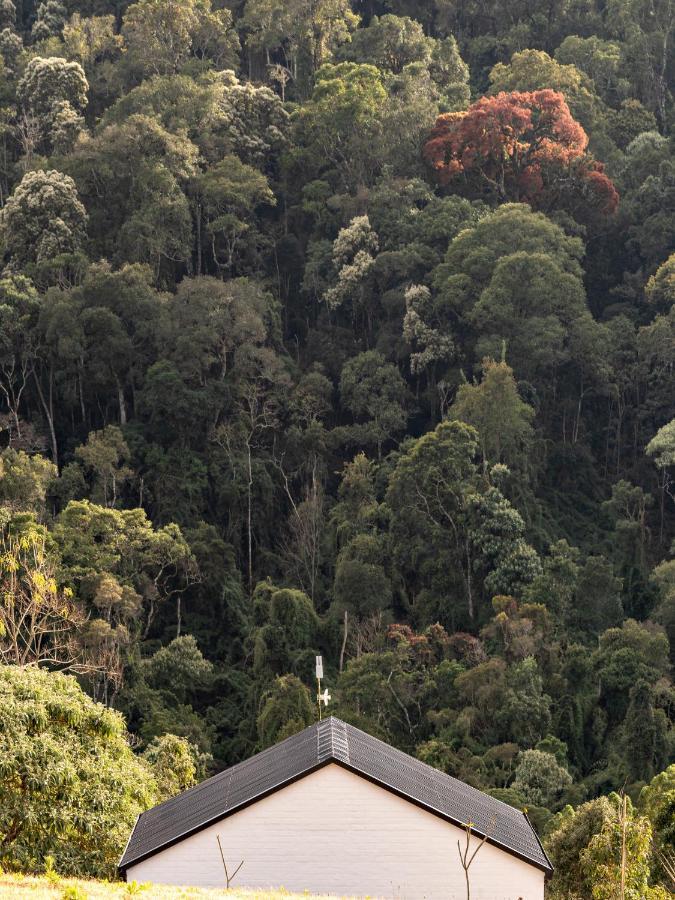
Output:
126,763,545,900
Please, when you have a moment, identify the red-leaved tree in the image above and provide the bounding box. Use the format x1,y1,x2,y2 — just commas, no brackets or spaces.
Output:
423,90,618,217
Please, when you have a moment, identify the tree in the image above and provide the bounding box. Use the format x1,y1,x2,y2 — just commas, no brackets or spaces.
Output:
338,351,408,459
0,665,155,877
0,170,87,270
336,642,438,749
54,262,165,428
555,35,629,107
73,426,132,507
469,484,542,598
433,202,585,309
144,634,213,699
215,346,291,595
512,749,572,809
547,798,607,897
456,819,494,900
480,597,552,664
251,582,319,680
124,634,215,748
324,214,379,325
216,70,289,171
580,793,662,900
329,453,391,667
423,90,618,217
17,56,88,119
602,481,653,617
386,420,480,622
480,655,549,749
103,69,289,174
431,203,600,423
162,275,273,388
32,1,68,41
333,532,392,665
449,359,535,470
429,36,470,110
621,680,669,782
0,517,88,671
66,114,197,272
241,0,357,85
256,673,314,748
17,56,88,154
142,732,198,802
0,448,57,514
647,418,675,543
0,0,14,29
385,421,537,624
645,253,675,313
276,413,328,605
524,540,580,623
640,765,675,883
191,155,275,274
0,275,41,437
595,619,670,725
62,13,124,73
122,0,239,78
488,50,608,141
470,253,598,403
293,62,387,190
606,0,675,130
337,14,432,73
608,99,658,150
403,283,455,379
52,500,196,639
652,545,675,664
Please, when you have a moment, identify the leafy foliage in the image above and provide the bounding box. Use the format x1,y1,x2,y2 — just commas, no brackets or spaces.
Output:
0,665,155,877
423,90,619,216
0,0,670,892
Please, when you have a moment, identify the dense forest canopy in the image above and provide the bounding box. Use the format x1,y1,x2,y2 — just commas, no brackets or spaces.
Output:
0,0,673,894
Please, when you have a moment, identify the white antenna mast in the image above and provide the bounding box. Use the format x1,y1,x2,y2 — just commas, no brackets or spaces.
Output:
315,655,331,720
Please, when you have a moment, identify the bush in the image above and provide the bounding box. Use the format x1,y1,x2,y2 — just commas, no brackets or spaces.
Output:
0,665,155,878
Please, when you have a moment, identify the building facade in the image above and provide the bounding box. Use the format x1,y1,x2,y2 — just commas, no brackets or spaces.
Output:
121,717,551,899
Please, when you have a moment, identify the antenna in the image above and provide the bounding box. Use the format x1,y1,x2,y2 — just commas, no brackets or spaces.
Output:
315,655,330,720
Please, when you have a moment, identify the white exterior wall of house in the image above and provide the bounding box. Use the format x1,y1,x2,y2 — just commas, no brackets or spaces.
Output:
125,763,546,900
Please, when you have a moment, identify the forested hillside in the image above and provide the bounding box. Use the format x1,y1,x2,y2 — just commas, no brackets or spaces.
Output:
0,0,673,895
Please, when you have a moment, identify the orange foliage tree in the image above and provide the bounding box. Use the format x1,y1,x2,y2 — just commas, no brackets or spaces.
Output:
423,89,618,216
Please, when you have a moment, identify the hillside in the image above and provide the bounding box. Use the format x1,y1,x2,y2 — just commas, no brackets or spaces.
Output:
0,0,672,897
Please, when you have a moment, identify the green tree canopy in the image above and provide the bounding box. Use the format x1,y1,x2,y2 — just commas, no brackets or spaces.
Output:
0,170,87,269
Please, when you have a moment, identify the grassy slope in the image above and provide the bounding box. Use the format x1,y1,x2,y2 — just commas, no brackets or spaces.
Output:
0,875,354,899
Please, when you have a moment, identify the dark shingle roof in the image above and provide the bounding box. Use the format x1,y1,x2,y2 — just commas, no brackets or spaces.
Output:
119,716,553,874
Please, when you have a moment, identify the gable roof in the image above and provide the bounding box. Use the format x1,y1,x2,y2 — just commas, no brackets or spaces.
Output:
119,716,553,875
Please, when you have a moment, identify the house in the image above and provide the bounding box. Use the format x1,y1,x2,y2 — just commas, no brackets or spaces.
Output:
120,716,552,899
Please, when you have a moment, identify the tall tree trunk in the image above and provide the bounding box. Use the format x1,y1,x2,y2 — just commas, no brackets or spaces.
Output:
32,365,58,469
465,537,473,621
247,439,254,596
196,202,202,276
116,378,127,425
78,361,86,424
339,609,349,673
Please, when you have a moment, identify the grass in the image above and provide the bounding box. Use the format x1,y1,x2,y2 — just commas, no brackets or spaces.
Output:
0,874,353,899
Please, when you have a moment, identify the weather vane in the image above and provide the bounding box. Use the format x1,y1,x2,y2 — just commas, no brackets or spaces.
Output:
315,655,331,720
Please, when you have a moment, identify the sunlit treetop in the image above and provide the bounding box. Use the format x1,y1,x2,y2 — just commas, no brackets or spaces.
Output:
423,89,618,217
